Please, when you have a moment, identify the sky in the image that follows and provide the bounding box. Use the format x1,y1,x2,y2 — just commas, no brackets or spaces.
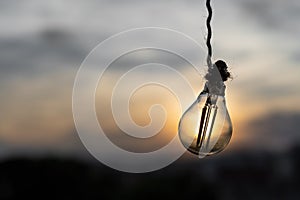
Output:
0,0,300,159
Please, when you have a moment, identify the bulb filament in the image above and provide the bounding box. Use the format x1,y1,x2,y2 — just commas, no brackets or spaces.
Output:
196,95,218,150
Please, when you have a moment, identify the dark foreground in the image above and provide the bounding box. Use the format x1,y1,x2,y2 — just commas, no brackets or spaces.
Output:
1,147,300,200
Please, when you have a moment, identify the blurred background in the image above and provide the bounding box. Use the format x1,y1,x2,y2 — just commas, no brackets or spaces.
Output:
1,0,300,199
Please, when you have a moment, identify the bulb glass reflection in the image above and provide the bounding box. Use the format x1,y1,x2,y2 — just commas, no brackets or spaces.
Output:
178,86,232,157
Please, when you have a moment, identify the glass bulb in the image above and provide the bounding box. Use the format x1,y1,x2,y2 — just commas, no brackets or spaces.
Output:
178,83,233,157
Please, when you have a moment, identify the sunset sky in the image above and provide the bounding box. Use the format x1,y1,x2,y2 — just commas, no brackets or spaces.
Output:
0,0,300,159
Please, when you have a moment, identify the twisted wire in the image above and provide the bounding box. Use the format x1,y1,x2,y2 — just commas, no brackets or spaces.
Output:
206,0,213,68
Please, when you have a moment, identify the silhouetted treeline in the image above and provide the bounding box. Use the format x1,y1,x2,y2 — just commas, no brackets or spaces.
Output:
1,146,300,200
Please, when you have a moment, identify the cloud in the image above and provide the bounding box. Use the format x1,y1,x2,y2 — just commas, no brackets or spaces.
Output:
0,30,91,77
0,0,299,159
234,0,300,33
244,111,300,151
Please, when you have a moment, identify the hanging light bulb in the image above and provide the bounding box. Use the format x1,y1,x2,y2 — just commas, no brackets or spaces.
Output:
178,60,233,157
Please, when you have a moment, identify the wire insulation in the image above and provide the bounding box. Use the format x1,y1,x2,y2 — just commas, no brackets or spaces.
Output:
206,0,213,68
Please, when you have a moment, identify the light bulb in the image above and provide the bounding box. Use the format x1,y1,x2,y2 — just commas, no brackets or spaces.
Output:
178,60,233,157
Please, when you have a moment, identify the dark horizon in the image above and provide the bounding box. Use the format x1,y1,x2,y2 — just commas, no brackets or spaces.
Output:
1,143,300,200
